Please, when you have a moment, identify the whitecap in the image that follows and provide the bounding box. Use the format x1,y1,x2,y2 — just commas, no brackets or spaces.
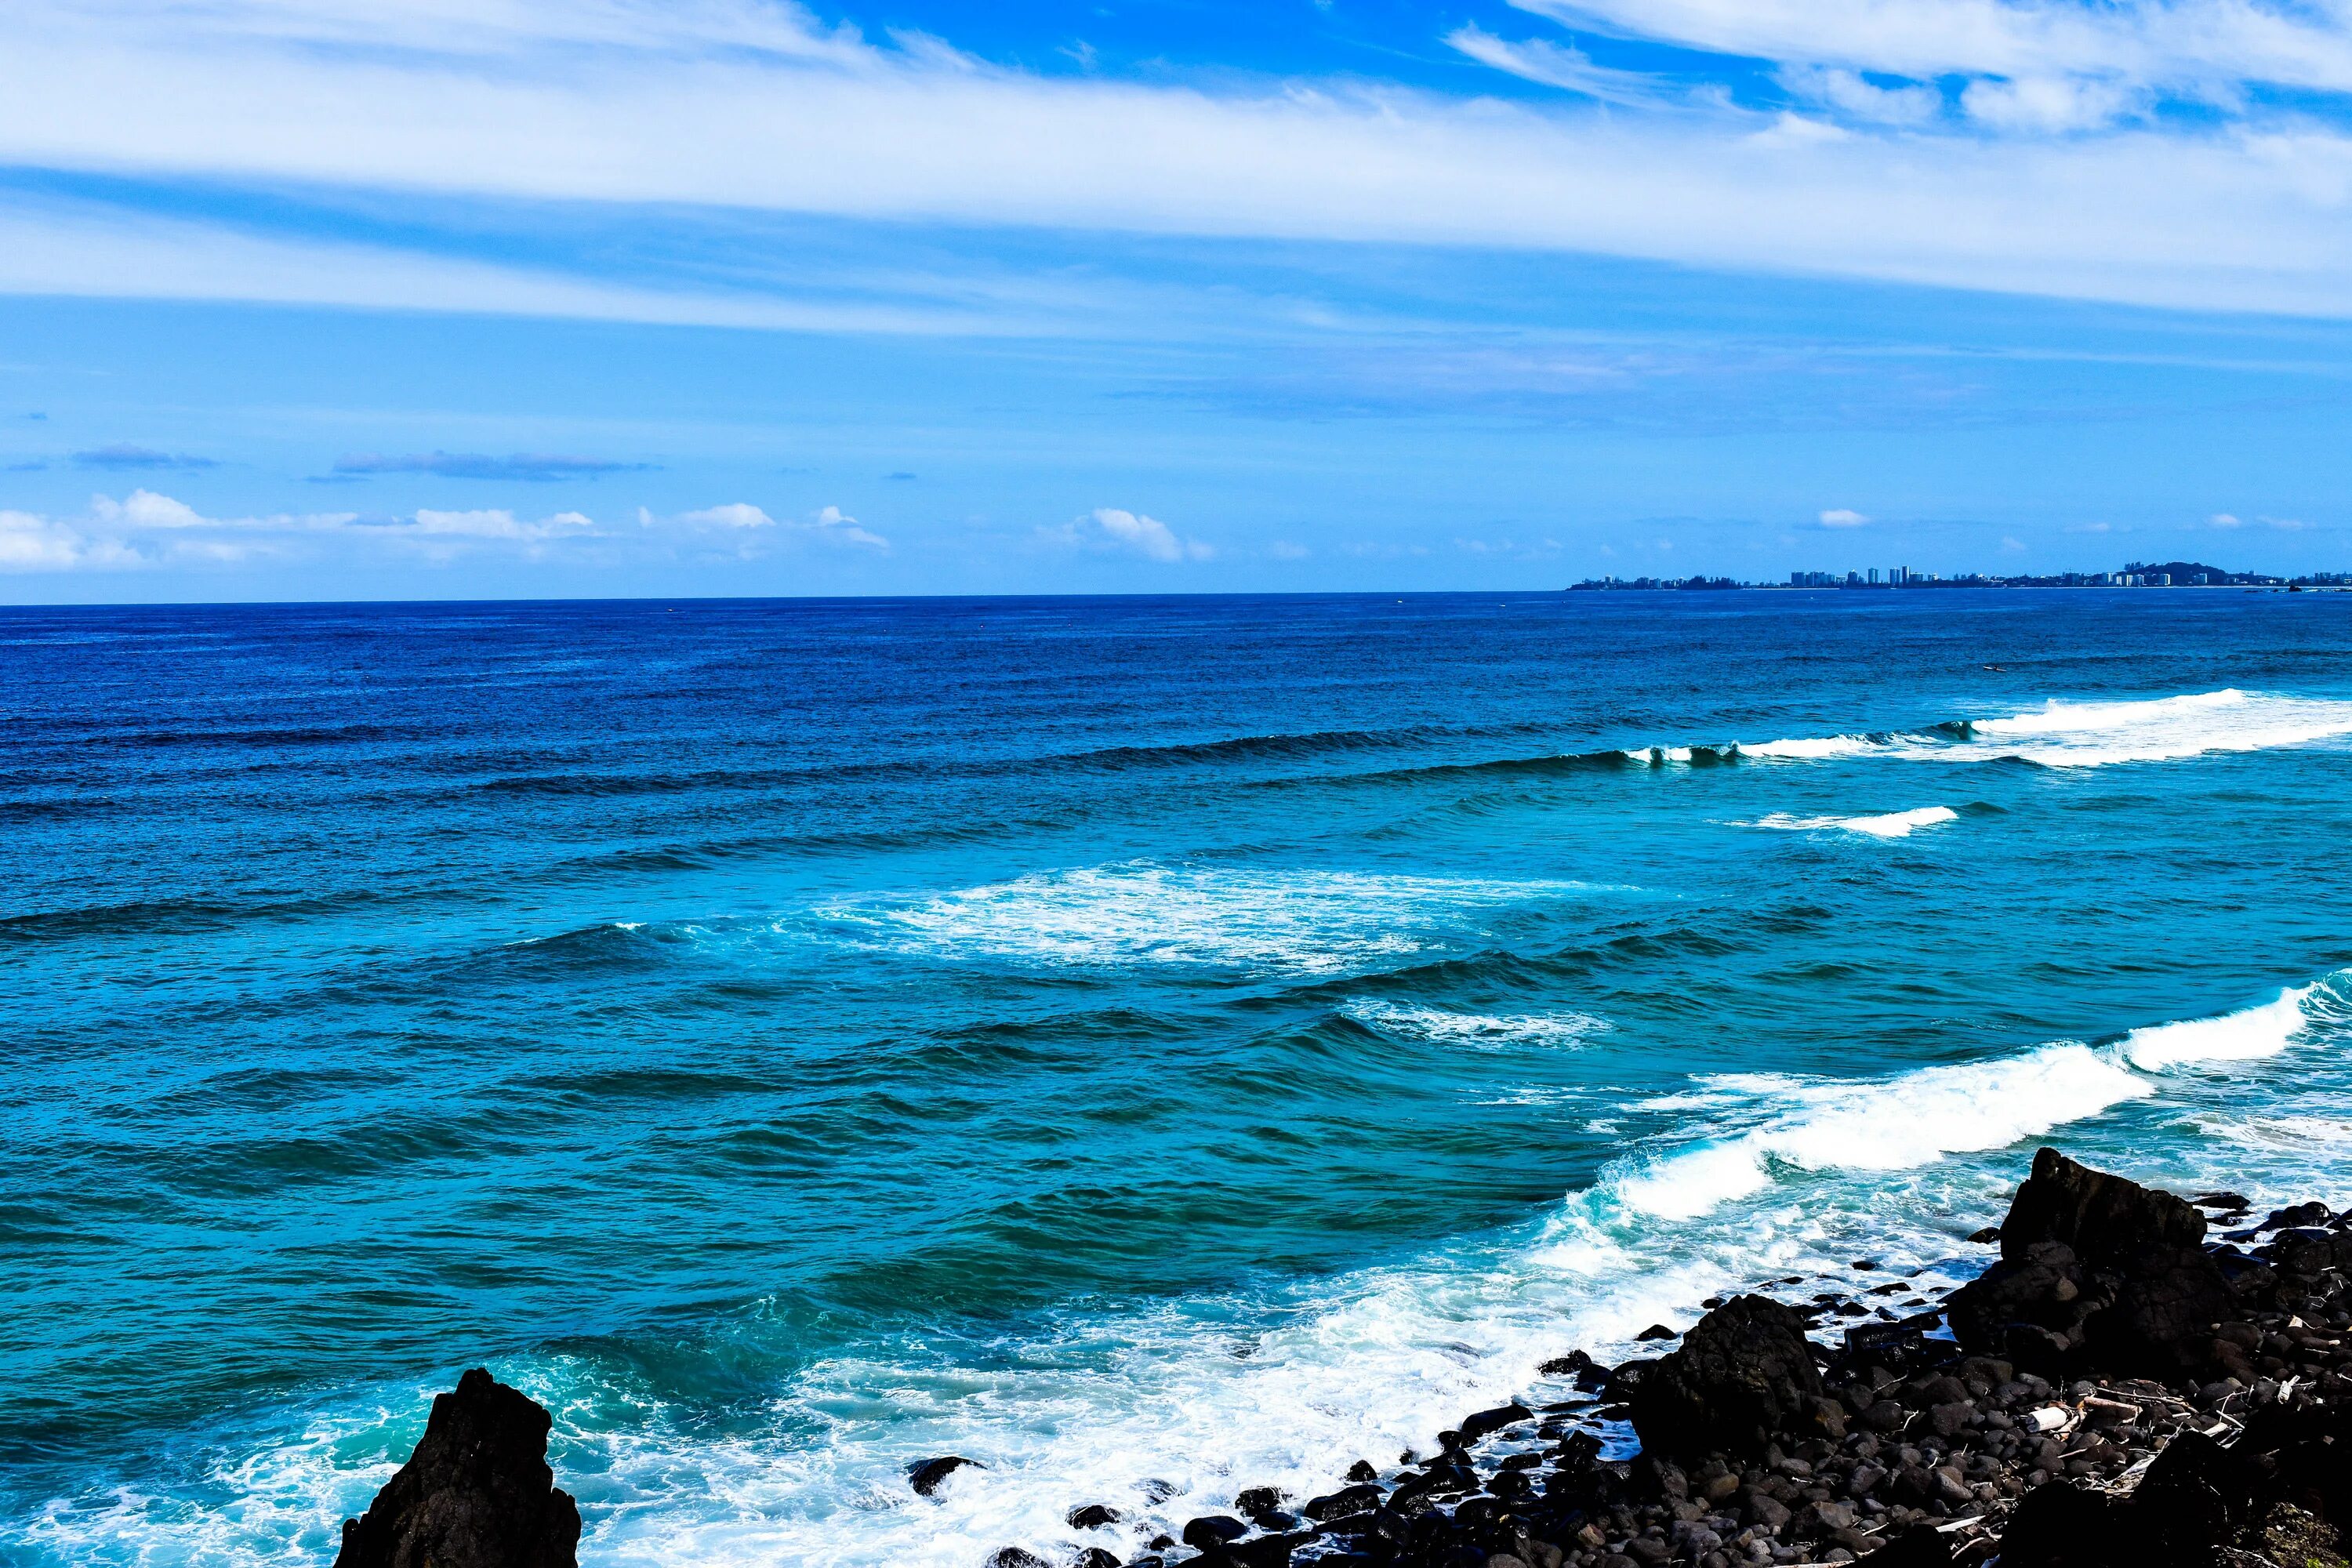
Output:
2120,985,2316,1071
1748,806,1958,839
1348,1003,1610,1051
1600,1042,2154,1221
1944,689,2352,768
1733,735,1886,761
811,863,1611,976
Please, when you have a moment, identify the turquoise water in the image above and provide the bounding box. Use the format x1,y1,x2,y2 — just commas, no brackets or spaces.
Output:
6,590,2352,1566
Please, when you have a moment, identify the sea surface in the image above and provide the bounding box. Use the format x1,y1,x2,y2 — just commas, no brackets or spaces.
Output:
6,590,2352,1567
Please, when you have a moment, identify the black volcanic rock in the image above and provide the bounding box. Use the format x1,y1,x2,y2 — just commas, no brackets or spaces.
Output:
1457,1403,1531,1443
1182,1515,1248,1549
334,1368,579,1568
1628,1294,1831,1458
909,1454,981,1496
1949,1149,2235,1379
1999,1146,2206,1269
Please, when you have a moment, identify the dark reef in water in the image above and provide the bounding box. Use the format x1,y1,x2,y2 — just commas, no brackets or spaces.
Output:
342,1149,2352,1568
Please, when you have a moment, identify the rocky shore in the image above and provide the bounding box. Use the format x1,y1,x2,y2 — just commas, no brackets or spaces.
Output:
334,1148,2352,1568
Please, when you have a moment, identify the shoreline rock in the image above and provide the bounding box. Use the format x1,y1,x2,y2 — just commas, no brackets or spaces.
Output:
334,1367,579,1568
1120,1149,2352,1568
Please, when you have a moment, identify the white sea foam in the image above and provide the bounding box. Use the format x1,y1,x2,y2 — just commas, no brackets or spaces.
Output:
1627,689,2352,773
1749,806,1958,839
1348,1003,1611,1051
1949,689,2352,768
2121,985,2316,1070
1602,1043,2155,1221
1734,735,1885,761
811,862,1609,975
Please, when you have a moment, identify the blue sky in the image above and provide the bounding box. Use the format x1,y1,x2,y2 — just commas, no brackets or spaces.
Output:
5,1,2352,600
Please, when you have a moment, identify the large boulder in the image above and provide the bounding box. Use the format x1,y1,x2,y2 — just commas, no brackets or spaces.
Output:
1628,1294,1832,1459
336,1369,580,1568
1948,1150,2234,1380
2000,1146,2207,1269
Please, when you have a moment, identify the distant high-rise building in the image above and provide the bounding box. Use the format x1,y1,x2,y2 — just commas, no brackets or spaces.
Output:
1892,566,1907,585
1868,568,1882,584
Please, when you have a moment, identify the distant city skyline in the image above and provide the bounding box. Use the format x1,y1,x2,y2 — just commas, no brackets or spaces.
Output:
1576,558,2352,590
7,2,2352,602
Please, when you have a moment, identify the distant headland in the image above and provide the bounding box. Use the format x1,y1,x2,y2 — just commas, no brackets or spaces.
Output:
1570,561,2352,592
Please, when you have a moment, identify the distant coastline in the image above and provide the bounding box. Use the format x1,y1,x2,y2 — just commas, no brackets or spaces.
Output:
1571,560,2352,592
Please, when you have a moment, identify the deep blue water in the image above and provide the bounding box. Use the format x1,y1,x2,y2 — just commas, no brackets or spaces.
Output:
6,590,2352,1567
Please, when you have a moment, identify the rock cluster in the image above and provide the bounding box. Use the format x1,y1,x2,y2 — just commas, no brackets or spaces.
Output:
335,1367,580,1568
991,1149,2352,1568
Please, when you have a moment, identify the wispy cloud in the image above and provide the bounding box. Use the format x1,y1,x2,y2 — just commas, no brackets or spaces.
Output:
1445,26,1692,108
332,450,653,481
1508,0,2352,102
5,1,2352,317
1818,507,1871,527
74,441,216,470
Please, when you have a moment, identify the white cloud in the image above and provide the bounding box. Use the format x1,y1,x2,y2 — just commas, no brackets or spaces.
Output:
673,502,776,528
1043,507,1213,562
1962,74,2143,133
0,507,128,569
0,489,624,570
89,487,207,528
1818,507,1871,527
2,2,2352,318
2210,510,2243,527
1509,0,2352,100
810,504,890,549
0,200,1025,336
1779,66,1941,125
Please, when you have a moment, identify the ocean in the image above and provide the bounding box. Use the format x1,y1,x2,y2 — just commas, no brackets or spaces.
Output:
5,590,2352,1567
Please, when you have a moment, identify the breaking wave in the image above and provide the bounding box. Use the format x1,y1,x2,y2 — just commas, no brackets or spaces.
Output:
1748,806,1958,839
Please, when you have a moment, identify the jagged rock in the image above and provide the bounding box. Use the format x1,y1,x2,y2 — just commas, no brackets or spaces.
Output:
1073,1552,1121,1568
1630,1294,1831,1458
1066,1503,1121,1529
1951,1150,2234,1380
985,1550,1050,1568
908,1454,980,1496
334,1368,579,1568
